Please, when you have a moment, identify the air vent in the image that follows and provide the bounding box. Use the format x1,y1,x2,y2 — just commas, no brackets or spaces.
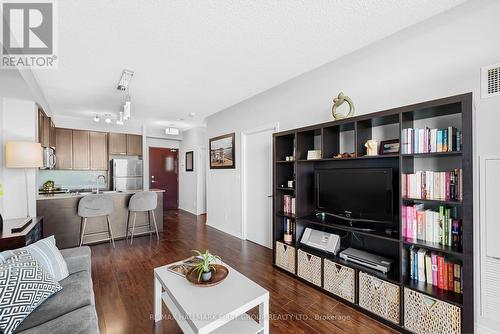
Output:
482,63,500,98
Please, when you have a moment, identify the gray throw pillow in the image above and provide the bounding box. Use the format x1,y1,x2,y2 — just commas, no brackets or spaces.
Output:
0,236,69,281
0,249,62,334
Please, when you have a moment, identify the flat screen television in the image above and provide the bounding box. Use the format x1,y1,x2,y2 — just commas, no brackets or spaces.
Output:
315,168,394,227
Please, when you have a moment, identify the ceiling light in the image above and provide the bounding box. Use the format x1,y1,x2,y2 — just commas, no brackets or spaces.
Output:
104,114,112,124
93,114,100,122
165,127,180,136
116,111,124,125
117,69,134,91
189,113,196,117
123,98,131,120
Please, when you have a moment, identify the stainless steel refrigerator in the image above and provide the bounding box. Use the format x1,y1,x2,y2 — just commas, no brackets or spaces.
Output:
111,159,143,191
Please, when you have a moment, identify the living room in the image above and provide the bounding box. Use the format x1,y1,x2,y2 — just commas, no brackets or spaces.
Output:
0,1,499,334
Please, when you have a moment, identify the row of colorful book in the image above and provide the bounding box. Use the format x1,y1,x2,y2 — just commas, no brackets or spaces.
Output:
402,204,462,248
401,127,462,154
409,246,462,294
283,195,296,215
402,169,463,201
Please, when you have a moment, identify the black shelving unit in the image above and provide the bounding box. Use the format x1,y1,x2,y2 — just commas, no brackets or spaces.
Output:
272,93,473,334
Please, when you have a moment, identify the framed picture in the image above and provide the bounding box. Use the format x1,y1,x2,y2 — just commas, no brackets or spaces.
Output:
379,139,400,155
209,133,235,169
185,151,194,172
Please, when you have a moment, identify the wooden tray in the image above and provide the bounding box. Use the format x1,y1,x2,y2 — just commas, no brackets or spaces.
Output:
186,264,229,287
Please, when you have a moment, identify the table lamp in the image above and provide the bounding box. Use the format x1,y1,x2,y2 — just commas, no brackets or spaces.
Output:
5,141,43,218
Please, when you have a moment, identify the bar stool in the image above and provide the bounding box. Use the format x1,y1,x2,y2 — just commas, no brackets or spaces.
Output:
126,191,159,244
78,194,115,248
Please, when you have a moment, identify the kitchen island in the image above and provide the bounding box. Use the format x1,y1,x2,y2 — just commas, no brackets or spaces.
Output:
37,189,164,249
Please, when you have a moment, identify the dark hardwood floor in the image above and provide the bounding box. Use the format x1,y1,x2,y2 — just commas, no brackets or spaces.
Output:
91,210,397,334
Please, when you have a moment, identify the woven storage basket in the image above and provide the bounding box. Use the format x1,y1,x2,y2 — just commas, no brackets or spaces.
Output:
297,249,322,286
404,288,461,334
323,259,355,303
275,241,295,273
359,272,400,324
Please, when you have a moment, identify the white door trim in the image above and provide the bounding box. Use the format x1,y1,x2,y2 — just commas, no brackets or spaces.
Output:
240,122,279,242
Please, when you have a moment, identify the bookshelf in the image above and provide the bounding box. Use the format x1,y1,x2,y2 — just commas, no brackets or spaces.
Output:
272,93,472,334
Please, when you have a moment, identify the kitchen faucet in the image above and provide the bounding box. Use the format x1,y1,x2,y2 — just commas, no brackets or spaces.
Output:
96,175,106,194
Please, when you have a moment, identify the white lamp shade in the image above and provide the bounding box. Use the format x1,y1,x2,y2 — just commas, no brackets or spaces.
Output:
5,141,43,168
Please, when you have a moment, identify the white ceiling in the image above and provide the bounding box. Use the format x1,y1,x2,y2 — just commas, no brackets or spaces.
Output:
33,0,467,133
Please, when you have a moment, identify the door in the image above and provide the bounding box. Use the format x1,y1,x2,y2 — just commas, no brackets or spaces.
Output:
55,128,73,170
126,134,142,156
244,127,275,248
149,147,178,209
109,133,127,155
72,130,90,170
90,132,108,170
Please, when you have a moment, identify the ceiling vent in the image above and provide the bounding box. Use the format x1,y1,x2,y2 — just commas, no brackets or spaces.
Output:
482,63,500,98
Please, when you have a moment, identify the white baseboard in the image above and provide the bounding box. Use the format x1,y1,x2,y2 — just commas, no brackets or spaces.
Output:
206,220,243,239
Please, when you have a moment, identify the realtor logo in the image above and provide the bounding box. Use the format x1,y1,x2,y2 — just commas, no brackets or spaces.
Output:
1,0,57,68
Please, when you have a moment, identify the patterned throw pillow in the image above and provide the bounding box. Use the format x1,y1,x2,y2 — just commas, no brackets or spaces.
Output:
0,249,62,334
0,236,69,281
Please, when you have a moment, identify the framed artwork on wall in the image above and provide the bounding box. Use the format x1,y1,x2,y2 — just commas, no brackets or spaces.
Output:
209,133,235,169
185,151,194,172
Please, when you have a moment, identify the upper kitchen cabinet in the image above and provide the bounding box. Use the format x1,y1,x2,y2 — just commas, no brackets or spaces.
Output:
126,134,142,156
49,119,56,148
90,132,108,170
72,130,90,170
38,109,53,148
109,133,127,155
109,132,142,156
55,128,73,169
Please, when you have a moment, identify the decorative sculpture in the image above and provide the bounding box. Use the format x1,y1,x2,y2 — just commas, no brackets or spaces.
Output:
331,92,355,120
365,140,378,156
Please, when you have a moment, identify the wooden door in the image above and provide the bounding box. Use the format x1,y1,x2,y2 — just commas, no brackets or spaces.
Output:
127,134,142,156
72,130,90,170
55,128,73,169
109,133,127,155
49,119,56,148
149,147,178,209
90,132,108,170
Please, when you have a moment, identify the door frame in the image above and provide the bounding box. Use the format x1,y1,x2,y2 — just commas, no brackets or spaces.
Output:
149,146,179,209
240,122,279,242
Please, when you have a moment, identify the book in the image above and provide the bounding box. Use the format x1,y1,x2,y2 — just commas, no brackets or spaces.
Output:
166,256,202,277
431,252,438,286
425,253,433,285
447,261,454,291
437,255,445,289
409,246,416,280
454,263,461,294
417,249,427,282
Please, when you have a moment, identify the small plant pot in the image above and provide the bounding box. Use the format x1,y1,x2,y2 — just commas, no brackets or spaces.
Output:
201,270,212,282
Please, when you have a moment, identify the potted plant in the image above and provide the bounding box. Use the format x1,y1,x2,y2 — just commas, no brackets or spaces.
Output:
192,250,221,282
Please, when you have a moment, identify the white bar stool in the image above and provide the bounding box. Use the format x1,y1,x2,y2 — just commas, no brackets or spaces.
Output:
126,191,160,244
78,194,115,248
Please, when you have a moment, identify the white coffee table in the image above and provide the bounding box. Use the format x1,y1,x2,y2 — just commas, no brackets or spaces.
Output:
154,261,269,334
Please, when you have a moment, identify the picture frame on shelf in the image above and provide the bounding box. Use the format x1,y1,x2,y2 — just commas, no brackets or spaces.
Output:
185,151,194,172
379,139,400,155
209,133,235,169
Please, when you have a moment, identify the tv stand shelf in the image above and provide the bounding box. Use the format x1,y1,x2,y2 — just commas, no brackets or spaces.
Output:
273,93,473,334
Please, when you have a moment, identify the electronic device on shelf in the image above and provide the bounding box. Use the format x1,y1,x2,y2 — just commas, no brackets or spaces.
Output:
300,228,340,255
339,248,393,273
315,168,394,229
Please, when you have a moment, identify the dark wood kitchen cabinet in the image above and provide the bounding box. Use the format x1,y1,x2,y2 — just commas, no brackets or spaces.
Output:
38,109,52,148
126,134,142,156
109,133,127,155
55,128,73,169
90,131,108,170
72,130,90,170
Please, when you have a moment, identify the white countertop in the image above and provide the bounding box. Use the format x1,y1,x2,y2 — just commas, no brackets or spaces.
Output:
37,188,165,200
